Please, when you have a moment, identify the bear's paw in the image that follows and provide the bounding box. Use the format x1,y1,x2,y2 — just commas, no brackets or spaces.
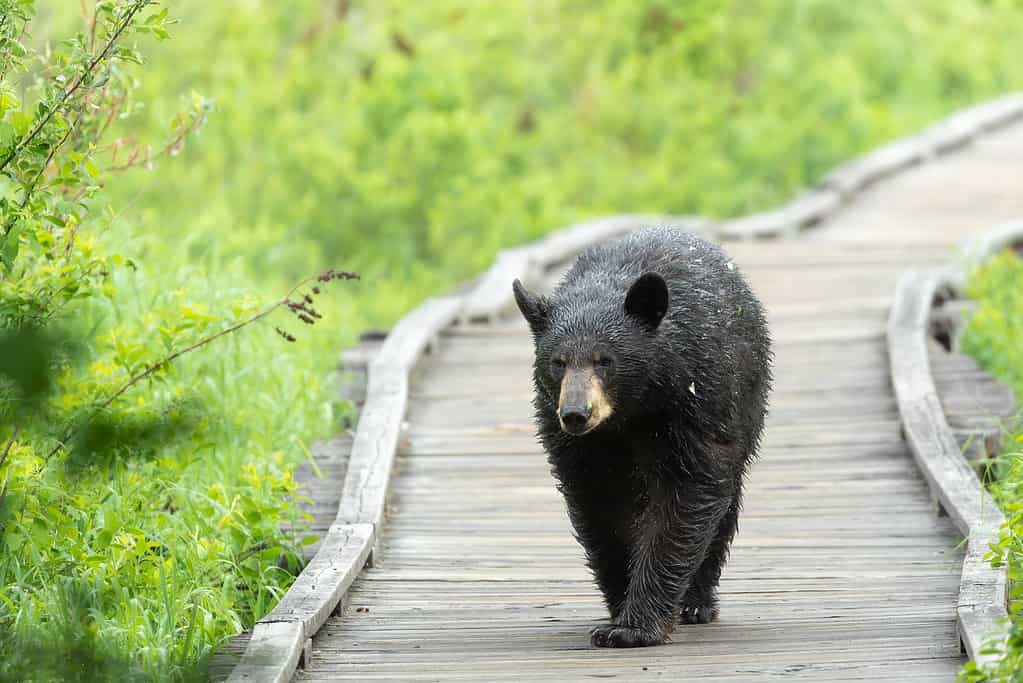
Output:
678,602,719,625
589,624,666,648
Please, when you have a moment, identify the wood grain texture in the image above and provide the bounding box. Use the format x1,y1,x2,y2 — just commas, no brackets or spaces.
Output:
961,219,1023,264
225,622,304,683
887,269,1009,665
718,93,1023,240
261,523,374,636
339,296,463,532
822,137,931,199
225,298,461,681
336,367,408,531
460,247,536,322
297,240,973,682
717,189,842,240
809,122,1023,245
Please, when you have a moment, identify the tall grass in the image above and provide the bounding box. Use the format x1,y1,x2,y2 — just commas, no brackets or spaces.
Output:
6,1,1023,680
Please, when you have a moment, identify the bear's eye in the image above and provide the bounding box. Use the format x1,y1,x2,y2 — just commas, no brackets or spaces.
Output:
551,356,567,371
594,355,613,369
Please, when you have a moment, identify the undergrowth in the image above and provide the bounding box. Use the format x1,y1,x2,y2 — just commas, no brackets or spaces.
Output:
959,249,1023,682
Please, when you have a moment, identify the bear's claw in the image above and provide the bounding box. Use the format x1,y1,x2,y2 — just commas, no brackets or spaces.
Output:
679,602,719,624
589,624,665,648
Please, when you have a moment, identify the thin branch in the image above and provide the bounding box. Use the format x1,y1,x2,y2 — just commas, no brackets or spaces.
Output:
44,268,358,460
95,272,341,413
0,427,20,509
0,426,19,471
93,90,124,145
1,117,79,237
90,0,101,53
0,14,9,79
96,306,280,411
44,296,288,461
79,0,99,55
104,107,208,173
0,0,148,174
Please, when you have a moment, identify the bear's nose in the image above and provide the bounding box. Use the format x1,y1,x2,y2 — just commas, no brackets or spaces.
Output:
560,407,590,434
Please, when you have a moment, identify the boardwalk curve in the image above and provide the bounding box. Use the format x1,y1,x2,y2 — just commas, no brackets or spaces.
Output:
888,222,1023,664
226,95,1023,682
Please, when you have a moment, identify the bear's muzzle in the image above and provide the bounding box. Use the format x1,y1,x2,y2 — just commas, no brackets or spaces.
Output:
558,368,613,435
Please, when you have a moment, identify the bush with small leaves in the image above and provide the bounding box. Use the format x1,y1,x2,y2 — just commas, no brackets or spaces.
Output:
0,3,355,680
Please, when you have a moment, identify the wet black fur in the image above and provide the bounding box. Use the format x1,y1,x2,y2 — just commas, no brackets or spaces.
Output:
512,227,772,648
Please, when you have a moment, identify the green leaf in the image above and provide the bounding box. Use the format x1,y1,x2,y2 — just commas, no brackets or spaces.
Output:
0,91,20,115
0,121,14,150
1,225,22,271
10,111,31,137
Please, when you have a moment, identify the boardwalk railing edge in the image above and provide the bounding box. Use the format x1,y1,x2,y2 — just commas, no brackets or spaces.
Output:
717,93,1023,240
225,93,1023,682
887,220,1023,667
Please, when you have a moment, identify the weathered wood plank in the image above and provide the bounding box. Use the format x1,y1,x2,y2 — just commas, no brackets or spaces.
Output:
338,296,463,531
261,524,374,637
335,367,407,531
822,136,930,199
716,189,842,240
961,218,1023,263
226,297,462,681
225,621,304,683
887,269,1009,664
459,246,536,322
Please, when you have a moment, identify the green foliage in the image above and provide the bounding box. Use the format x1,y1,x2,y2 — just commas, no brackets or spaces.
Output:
108,0,1023,312
0,3,343,680
962,252,1023,399
959,250,1023,682
5,0,1023,680
0,0,181,328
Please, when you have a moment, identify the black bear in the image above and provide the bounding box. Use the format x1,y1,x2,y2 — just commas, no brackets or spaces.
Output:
512,226,771,648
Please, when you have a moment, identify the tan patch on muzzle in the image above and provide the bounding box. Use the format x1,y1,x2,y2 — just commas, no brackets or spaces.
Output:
558,368,614,434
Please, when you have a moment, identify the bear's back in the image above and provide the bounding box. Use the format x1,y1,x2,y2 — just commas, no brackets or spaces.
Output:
559,227,753,321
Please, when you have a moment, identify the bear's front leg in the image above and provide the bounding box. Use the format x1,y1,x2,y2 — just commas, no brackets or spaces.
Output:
559,483,632,620
590,479,734,648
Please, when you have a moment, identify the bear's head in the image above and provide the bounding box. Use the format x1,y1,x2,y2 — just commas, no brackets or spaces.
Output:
512,272,668,436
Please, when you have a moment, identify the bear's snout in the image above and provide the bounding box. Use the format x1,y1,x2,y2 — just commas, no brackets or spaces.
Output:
558,368,613,435
559,405,590,434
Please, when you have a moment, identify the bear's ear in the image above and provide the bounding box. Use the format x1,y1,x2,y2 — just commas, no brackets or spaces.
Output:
625,272,669,329
512,279,550,336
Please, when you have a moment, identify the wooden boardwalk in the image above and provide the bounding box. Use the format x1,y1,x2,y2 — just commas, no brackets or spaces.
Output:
288,120,1023,682
812,119,1023,244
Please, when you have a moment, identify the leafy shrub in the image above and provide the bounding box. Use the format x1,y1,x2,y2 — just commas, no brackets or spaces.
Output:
959,250,1023,682
6,0,1023,680
0,3,348,680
